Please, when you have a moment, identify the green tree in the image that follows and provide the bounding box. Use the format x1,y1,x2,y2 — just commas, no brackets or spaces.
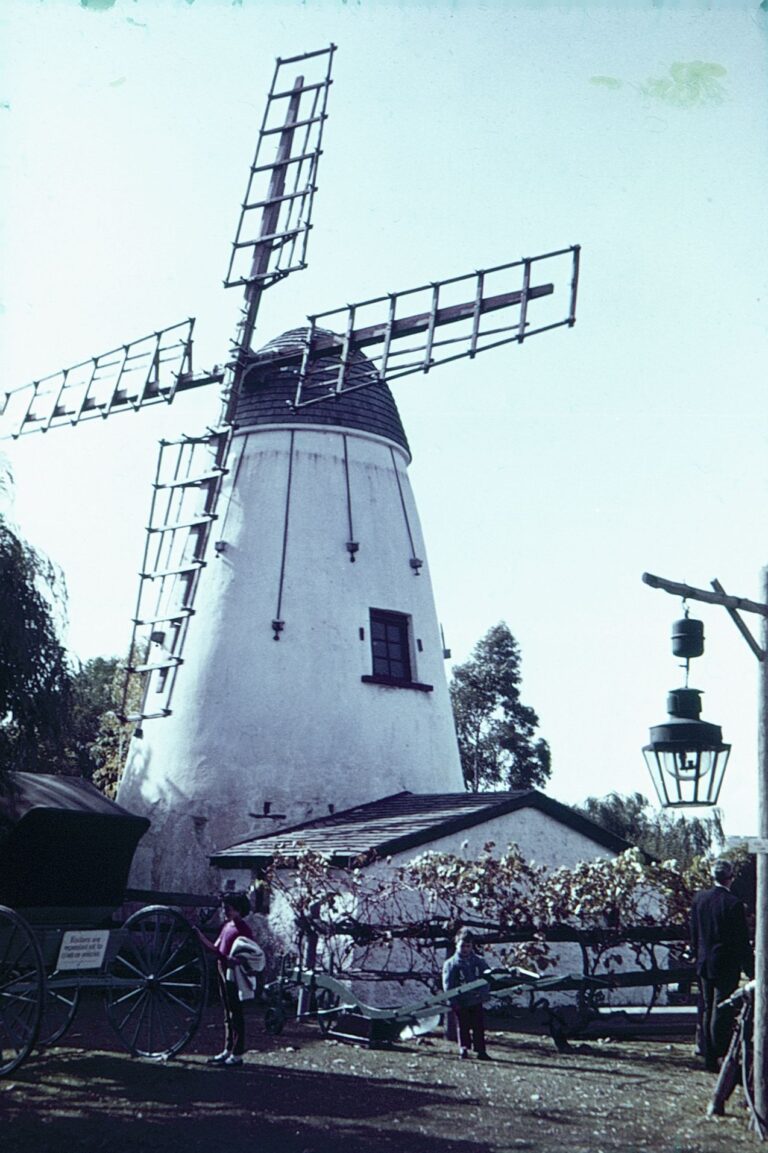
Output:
577,791,724,870
0,464,136,789
88,657,142,798
0,511,73,774
449,622,551,792
65,656,121,782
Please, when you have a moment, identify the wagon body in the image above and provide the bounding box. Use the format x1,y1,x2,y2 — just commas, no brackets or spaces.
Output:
0,774,209,1076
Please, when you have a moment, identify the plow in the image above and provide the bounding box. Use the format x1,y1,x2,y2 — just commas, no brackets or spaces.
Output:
262,958,696,1049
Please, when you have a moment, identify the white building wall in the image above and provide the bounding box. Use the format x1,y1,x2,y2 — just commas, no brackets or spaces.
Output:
397,808,617,871
118,422,463,892
385,815,656,1006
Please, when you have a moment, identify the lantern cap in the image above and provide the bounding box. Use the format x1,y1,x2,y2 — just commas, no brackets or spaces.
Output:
647,715,725,750
665,687,702,720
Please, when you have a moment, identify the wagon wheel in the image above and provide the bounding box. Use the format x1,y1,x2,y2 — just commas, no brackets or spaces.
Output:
0,905,45,1076
315,988,340,1035
740,1005,758,1126
264,1004,286,1035
37,976,81,1048
104,905,207,1060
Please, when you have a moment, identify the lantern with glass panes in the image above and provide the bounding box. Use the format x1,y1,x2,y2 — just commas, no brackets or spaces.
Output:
642,610,731,807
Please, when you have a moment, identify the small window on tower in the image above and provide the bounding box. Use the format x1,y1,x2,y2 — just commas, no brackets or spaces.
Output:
370,609,412,681
361,610,434,692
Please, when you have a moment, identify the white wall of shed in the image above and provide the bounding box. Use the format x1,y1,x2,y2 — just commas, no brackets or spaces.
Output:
388,806,619,871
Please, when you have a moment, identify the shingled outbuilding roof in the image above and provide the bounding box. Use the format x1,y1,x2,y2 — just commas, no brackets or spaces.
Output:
234,328,410,455
210,790,635,869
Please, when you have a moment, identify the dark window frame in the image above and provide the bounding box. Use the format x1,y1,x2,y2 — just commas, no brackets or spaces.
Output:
362,608,433,693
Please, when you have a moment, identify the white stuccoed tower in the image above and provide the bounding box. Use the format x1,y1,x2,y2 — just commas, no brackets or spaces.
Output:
117,331,464,892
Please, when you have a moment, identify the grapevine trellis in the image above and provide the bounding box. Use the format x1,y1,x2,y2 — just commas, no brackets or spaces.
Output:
250,843,748,1048
261,844,739,1020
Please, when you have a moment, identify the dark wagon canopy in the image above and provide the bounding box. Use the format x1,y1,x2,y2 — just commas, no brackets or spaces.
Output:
0,772,150,913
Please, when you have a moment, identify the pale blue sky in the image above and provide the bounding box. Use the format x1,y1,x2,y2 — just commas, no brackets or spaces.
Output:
1,0,766,835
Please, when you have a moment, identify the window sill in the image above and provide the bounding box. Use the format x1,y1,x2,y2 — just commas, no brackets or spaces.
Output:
361,675,434,693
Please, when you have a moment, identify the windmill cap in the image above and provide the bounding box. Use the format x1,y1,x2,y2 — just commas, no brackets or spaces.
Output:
235,328,410,455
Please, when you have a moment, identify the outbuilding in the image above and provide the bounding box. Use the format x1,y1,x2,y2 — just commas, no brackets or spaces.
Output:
210,788,644,1008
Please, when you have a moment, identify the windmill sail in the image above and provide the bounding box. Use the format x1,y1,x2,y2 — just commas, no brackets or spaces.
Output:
224,45,336,292
0,319,224,441
285,246,580,407
1,45,337,448
123,47,337,722
121,428,233,722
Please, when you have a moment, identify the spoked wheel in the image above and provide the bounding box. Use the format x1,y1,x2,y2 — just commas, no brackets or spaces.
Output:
315,988,340,1035
37,977,81,1048
0,905,44,1076
741,1008,759,1129
264,1004,286,1035
105,905,207,1060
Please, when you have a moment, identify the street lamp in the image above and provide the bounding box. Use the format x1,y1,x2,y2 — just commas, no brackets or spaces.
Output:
642,570,768,1138
643,687,731,807
643,612,730,808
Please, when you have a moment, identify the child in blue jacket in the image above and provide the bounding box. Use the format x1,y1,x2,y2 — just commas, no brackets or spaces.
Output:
442,928,491,1060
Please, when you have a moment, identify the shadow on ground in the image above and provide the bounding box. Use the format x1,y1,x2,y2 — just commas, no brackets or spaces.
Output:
3,1051,492,1153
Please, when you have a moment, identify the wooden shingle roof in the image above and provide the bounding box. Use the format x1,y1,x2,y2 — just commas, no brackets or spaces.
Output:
210,789,635,869
235,328,410,455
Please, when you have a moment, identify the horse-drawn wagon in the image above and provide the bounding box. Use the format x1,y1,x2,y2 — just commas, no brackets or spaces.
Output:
0,773,208,1075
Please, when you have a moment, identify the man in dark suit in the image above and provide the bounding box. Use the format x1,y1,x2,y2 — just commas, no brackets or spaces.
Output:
690,858,754,1071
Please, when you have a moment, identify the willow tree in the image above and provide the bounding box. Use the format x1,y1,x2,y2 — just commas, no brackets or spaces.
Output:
578,791,724,870
0,508,73,775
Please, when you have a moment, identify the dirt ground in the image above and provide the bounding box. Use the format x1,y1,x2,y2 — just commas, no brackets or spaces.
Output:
1,996,759,1153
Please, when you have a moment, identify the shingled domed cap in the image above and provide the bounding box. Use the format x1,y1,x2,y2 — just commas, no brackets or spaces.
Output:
234,328,410,456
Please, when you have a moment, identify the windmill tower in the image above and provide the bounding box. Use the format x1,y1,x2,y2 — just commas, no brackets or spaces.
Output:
1,47,580,894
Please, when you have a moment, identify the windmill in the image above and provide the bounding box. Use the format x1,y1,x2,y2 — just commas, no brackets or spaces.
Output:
1,46,580,893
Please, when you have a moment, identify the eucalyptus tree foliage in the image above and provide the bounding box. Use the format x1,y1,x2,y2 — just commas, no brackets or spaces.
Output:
449,622,551,792
0,461,145,787
0,508,73,775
